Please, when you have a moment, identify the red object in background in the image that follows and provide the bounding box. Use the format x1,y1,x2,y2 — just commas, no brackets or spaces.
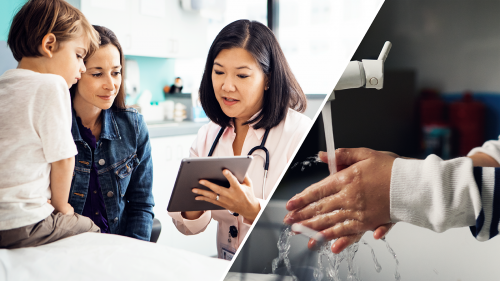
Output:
419,89,446,126
449,92,485,156
419,89,452,158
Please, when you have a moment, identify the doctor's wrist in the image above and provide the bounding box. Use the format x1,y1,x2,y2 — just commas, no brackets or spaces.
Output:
182,210,204,220
242,202,261,224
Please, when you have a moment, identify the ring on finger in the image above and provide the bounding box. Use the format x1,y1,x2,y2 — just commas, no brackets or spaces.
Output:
216,194,220,201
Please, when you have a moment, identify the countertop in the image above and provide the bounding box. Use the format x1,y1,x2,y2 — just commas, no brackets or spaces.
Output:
147,120,206,138
146,93,326,138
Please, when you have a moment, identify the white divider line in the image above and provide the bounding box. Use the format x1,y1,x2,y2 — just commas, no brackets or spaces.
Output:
216,1,386,280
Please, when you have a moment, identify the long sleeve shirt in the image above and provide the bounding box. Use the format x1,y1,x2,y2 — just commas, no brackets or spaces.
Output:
168,108,311,259
390,138,500,241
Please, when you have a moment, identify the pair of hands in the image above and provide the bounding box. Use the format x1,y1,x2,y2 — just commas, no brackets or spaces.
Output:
284,148,397,254
183,169,261,224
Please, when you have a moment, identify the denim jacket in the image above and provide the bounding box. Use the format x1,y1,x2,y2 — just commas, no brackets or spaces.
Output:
69,107,154,241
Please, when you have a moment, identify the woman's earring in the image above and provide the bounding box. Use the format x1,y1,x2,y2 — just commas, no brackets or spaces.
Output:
265,86,269,91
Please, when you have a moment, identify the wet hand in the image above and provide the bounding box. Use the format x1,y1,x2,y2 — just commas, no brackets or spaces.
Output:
194,169,261,224
284,148,395,253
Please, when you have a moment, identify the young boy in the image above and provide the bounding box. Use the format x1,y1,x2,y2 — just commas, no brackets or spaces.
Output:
0,0,101,249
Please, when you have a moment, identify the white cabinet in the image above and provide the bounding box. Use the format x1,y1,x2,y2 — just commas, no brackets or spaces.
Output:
150,134,217,257
81,0,208,58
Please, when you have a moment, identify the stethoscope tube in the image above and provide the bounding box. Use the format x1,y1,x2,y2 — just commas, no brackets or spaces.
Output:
208,127,225,158
208,126,270,201
208,126,270,241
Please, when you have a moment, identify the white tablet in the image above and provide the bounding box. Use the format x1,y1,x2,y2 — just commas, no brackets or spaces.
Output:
167,156,253,212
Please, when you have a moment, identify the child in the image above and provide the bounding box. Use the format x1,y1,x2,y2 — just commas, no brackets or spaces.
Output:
0,0,101,249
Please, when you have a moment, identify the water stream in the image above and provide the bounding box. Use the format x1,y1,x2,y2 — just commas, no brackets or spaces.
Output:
272,225,298,281
381,238,401,281
272,227,400,281
273,101,400,280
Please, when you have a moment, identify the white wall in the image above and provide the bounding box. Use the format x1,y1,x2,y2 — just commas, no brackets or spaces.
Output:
278,0,384,95
150,134,218,257
355,0,500,93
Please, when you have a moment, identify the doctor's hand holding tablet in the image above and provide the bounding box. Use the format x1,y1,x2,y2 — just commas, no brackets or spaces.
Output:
168,19,312,260
193,169,260,222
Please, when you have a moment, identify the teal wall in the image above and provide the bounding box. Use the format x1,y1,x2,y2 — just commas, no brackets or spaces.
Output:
125,55,176,103
0,0,26,41
0,0,176,103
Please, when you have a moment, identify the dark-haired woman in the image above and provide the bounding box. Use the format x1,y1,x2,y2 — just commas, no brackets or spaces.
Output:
68,25,154,241
168,20,311,259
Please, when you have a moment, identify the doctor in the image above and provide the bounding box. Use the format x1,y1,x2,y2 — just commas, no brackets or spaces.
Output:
169,20,311,260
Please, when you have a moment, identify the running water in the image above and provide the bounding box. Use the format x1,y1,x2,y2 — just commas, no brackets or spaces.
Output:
273,100,401,280
316,237,361,281
381,238,401,281
361,239,382,273
272,228,400,281
290,155,322,171
322,100,337,174
272,225,298,281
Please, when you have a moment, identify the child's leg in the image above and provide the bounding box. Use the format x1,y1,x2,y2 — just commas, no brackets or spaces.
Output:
0,213,100,249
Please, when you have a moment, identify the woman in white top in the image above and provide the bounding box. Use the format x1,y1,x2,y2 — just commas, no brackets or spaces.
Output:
168,20,312,260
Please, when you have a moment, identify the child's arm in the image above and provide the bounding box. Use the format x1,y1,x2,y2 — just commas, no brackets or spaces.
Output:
468,152,500,167
50,156,75,215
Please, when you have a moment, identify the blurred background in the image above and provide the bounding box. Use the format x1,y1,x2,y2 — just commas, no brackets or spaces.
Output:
229,0,500,280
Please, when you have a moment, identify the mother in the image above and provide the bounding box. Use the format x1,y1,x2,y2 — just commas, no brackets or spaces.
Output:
69,25,154,241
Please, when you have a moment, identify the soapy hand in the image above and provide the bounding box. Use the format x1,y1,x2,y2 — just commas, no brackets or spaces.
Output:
284,148,395,253
193,169,261,224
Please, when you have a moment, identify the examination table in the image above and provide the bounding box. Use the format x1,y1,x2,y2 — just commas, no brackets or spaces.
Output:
0,232,229,280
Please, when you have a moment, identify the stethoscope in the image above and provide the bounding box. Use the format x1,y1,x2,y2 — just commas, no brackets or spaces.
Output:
208,126,270,241
208,126,271,201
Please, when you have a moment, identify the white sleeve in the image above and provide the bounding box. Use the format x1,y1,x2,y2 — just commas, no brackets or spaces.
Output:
33,77,77,163
390,155,482,233
169,211,212,235
468,138,500,165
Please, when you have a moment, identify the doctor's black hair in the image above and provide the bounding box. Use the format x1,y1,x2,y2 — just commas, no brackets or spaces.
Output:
199,20,306,129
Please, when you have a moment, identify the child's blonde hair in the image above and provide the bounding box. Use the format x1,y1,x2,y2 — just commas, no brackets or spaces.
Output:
7,0,100,61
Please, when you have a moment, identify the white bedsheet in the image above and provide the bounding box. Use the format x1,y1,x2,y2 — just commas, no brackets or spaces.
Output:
0,233,230,281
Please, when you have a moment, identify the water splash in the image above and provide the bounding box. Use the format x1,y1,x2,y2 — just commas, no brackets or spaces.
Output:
314,253,324,281
291,155,322,172
316,239,360,281
381,238,401,281
360,239,382,273
272,225,298,281
273,227,401,281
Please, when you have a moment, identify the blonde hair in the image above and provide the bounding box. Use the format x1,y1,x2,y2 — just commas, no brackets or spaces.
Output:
8,0,100,61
